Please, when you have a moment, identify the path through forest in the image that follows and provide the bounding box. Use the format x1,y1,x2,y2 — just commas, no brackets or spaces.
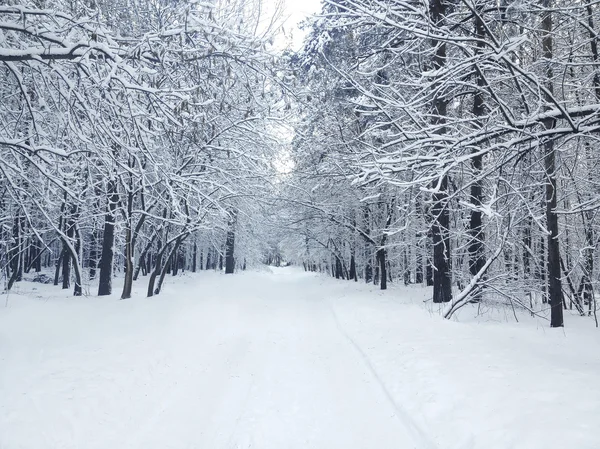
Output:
1,269,599,449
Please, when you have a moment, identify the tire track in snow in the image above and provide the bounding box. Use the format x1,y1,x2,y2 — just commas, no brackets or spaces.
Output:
326,298,439,449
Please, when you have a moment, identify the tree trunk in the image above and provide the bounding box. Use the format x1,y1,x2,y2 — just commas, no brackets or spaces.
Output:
349,252,357,281
467,0,487,302
8,213,24,287
25,238,45,274
430,0,452,304
61,234,71,290
73,221,82,296
121,224,133,299
54,250,63,286
134,237,156,281
192,241,198,272
225,212,236,274
545,142,563,327
206,247,212,270
335,256,343,279
6,214,23,291
89,227,99,280
403,248,410,285
541,0,564,327
34,239,42,272
98,180,118,296
364,206,373,283
378,248,387,290
172,249,179,276
416,245,423,284
225,232,235,274
155,238,184,295
147,241,166,297
432,178,452,303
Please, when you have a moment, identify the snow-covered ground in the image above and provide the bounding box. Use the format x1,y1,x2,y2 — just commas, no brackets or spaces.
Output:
1,268,599,449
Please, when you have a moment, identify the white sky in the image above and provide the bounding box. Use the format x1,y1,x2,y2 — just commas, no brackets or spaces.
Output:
262,0,322,174
271,0,322,50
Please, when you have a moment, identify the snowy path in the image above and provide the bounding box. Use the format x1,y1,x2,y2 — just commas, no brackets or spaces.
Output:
1,270,423,449
118,272,425,449
2,268,600,449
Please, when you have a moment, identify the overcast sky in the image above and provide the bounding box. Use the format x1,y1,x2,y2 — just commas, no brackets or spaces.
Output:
274,0,322,50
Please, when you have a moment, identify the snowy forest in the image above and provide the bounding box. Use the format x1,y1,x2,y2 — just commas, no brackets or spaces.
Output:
0,0,286,300
4,0,600,327
3,1,600,448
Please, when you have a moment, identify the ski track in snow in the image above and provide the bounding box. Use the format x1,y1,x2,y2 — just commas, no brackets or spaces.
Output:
1,267,600,449
325,301,438,449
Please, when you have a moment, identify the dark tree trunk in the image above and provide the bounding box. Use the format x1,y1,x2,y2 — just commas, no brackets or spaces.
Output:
467,0,487,302
60,248,70,289
9,213,24,285
378,248,387,290
7,264,20,291
335,256,343,279
24,239,32,274
363,205,373,283
582,5,599,316
192,242,198,272
121,224,134,299
225,232,235,274
147,242,165,297
172,249,179,276
17,217,24,282
545,142,563,327
134,240,152,281
89,227,99,280
416,247,424,284
541,1,564,327
25,238,44,274
429,0,452,304
155,237,184,295
121,181,142,300
225,213,236,274
431,179,452,303
426,258,434,286
378,199,394,291
523,220,532,279
61,228,71,291
403,247,410,285
98,180,118,296
205,247,212,270
582,220,594,314
6,214,24,291
53,196,67,286
73,221,82,296
34,239,42,272
54,251,63,286
140,253,147,276
365,253,372,282
349,252,357,281
24,238,30,274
